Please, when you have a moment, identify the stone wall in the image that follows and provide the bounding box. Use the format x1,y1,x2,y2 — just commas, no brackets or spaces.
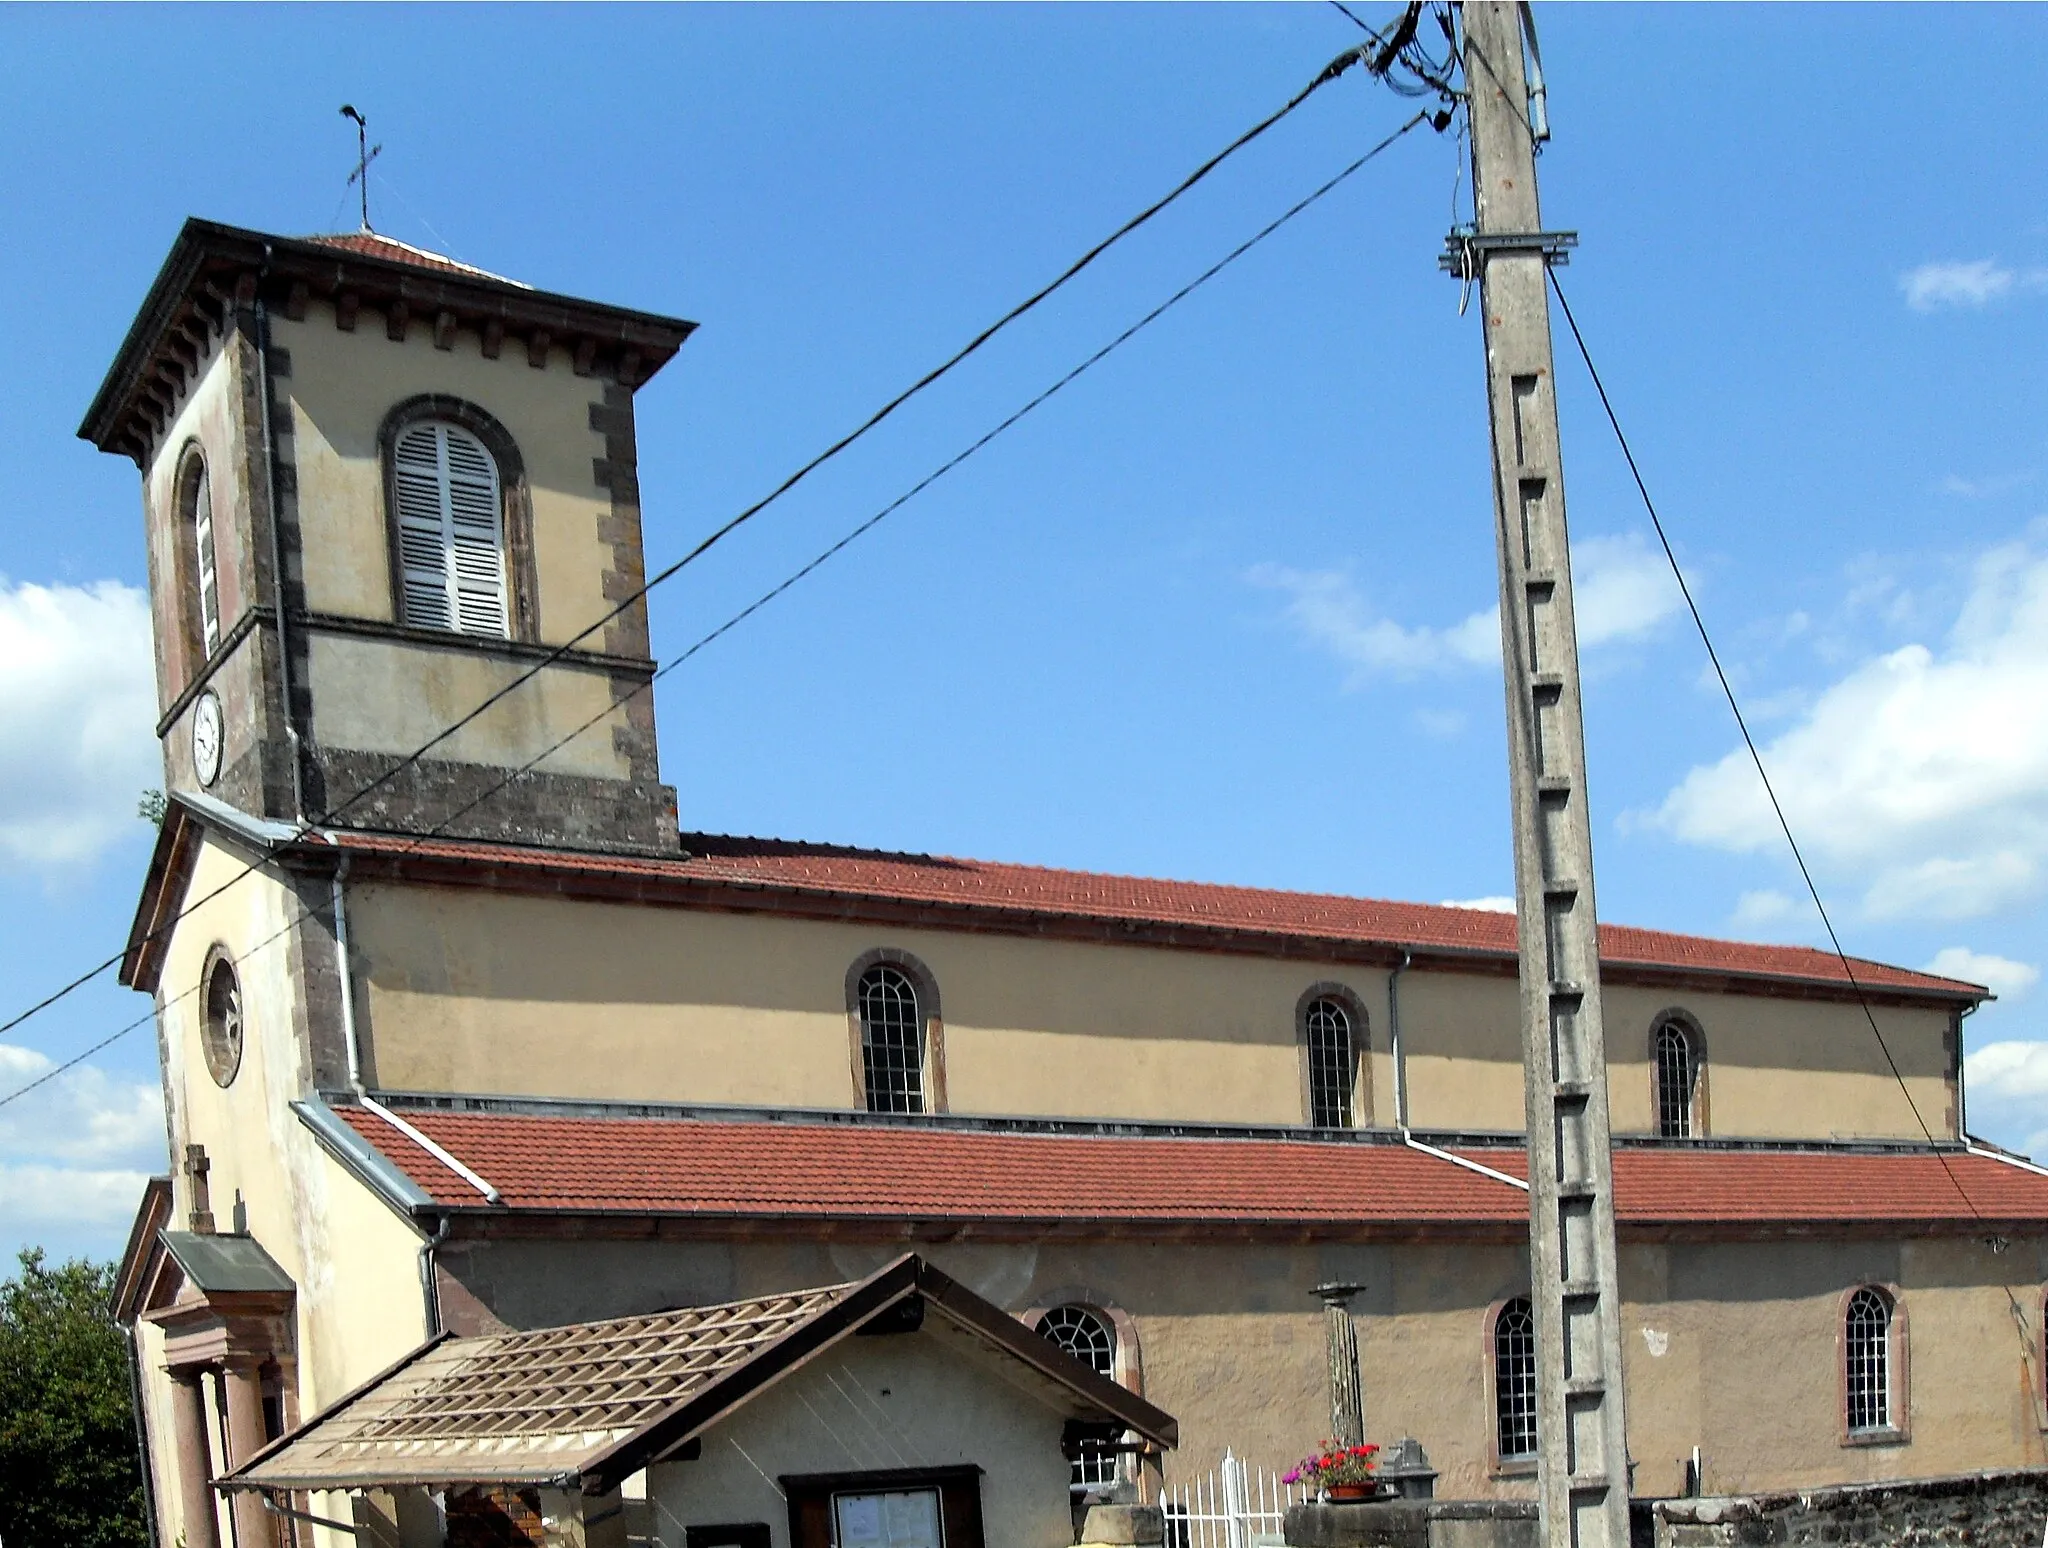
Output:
1650,1469,2048,1548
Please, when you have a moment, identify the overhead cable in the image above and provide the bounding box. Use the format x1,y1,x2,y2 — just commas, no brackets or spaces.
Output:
1545,268,1990,1217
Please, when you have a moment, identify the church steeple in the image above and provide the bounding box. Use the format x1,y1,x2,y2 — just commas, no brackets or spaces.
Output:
81,219,696,855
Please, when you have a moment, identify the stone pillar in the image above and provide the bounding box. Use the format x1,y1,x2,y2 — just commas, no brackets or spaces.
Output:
168,1370,223,1548
1316,1283,1364,1446
221,1360,279,1547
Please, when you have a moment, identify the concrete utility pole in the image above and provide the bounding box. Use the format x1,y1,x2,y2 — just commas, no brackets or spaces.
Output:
1454,5,1630,1545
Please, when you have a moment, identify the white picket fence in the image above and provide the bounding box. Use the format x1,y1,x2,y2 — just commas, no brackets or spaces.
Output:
1161,1452,1306,1548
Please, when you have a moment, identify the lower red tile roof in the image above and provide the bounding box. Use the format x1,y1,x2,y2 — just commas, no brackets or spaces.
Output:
322,830,1984,1004
329,1105,2048,1230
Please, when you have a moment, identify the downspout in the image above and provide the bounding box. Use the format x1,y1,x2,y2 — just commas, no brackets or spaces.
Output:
253,248,307,822
417,1213,452,1338
324,839,473,1335
1387,950,1412,1131
1390,948,1529,1192
1956,1000,1978,1142
122,1320,163,1547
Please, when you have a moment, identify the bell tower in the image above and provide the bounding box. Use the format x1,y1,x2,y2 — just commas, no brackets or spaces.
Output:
81,220,695,854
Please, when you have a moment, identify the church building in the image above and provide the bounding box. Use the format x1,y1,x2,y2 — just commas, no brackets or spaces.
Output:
86,219,2048,1548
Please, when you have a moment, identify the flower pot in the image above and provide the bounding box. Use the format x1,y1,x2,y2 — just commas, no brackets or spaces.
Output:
1324,1485,1376,1502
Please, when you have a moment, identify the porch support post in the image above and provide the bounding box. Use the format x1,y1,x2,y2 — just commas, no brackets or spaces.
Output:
169,1369,223,1548
222,1359,279,1547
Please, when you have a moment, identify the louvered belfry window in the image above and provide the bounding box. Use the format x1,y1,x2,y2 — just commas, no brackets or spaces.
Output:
392,420,510,637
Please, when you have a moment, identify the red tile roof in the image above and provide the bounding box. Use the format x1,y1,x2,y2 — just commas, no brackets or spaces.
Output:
331,1105,2048,1229
322,829,1983,1003
305,231,522,285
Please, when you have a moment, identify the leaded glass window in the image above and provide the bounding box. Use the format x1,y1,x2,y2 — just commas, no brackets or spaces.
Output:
1654,1020,1697,1139
1494,1296,1538,1461
859,964,924,1113
1845,1287,1893,1433
1039,1305,1118,1490
1306,996,1355,1128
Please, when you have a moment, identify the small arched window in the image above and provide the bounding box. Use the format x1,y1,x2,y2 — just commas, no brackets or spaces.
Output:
1305,996,1356,1128
391,419,509,637
1845,1287,1895,1433
1493,1296,1538,1462
858,964,925,1113
178,450,221,662
201,951,243,1088
1653,1018,1699,1139
1038,1305,1119,1490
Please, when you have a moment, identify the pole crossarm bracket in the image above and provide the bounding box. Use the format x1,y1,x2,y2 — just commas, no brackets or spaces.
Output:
1440,227,1579,278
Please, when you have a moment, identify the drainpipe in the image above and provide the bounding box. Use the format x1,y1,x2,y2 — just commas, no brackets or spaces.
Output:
1389,948,1529,1192
418,1213,451,1337
329,851,363,1091
123,1320,163,1547
323,839,478,1334
1956,1001,1978,1141
1387,950,1412,1131
253,248,307,822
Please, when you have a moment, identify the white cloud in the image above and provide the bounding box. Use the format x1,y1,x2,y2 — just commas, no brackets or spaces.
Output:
1732,889,1799,930
1440,895,1515,913
1942,471,2033,500
1923,947,2038,1000
1251,533,1681,685
0,578,158,870
1902,260,2017,311
1572,533,1685,648
1965,1040,2048,1102
0,1163,154,1228
1648,533,2048,920
0,1044,164,1168
1248,564,1493,681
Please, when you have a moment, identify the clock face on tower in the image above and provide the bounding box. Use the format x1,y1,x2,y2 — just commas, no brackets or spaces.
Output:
191,690,224,788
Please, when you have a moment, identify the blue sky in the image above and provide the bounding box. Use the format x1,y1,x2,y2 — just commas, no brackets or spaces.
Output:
3,4,2046,1265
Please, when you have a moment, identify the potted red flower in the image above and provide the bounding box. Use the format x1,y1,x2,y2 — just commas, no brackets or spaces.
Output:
1284,1442,1383,1502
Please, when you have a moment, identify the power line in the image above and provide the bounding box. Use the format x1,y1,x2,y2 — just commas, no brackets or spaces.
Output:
0,110,1431,1108
1544,269,1988,1208
0,39,1394,1043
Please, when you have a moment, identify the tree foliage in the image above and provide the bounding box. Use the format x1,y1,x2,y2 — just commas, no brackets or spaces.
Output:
0,1248,149,1547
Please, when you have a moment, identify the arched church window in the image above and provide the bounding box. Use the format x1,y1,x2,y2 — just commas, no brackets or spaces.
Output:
858,964,925,1114
1845,1287,1896,1434
178,450,221,661
1493,1296,1538,1462
1653,1018,1701,1138
391,419,510,637
1038,1305,1119,1490
1305,996,1356,1128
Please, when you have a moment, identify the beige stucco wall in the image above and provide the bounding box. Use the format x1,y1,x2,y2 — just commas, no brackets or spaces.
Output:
278,300,617,644
649,1326,1075,1548
305,630,631,778
347,881,1955,1141
147,834,433,1548
444,1230,2048,1506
